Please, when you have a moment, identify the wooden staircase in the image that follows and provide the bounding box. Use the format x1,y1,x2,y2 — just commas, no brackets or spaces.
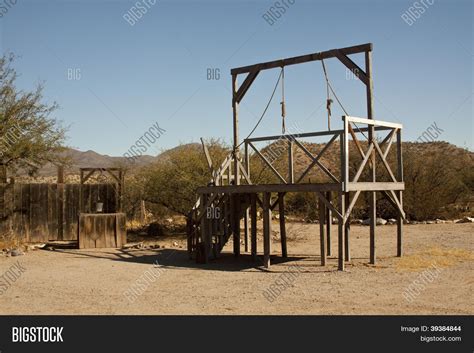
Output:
187,191,250,263
187,151,251,263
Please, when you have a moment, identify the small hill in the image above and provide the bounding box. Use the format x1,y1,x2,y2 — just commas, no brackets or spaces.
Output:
26,148,159,176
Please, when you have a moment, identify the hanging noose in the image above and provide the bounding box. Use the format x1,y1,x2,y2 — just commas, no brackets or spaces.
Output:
280,67,286,134
321,59,332,131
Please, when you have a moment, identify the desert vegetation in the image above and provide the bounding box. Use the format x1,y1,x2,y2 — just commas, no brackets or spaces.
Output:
120,139,473,225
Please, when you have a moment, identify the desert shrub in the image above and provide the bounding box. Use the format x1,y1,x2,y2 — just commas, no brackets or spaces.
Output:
137,139,230,217
402,142,473,220
124,139,473,222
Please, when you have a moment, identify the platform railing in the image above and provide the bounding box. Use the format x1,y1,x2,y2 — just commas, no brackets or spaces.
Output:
342,115,403,192
239,116,401,189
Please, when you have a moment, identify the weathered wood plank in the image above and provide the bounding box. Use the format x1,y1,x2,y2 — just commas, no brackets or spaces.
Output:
319,196,326,266
325,191,332,257
231,43,372,75
346,116,403,129
250,193,257,260
338,192,345,271
278,193,287,258
263,192,271,268
344,192,350,262
232,194,240,256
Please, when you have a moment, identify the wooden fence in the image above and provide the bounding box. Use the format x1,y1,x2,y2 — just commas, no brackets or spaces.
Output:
0,183,118,242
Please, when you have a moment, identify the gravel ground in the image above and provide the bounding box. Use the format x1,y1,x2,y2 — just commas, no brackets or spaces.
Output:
0,223,472,315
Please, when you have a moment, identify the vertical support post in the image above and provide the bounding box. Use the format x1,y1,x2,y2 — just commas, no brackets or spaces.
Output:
318,195,326,266
223,195,229,242
342,126,349,192
200,193,209,263
250,193,257,260
326,191,332,256
209,196,216,258
288,139,294,183
57,166,65,241
231,194,241,256
244,195,249,253
397,129,404,257
344,192,351,261
186,213,193,259
263,192,271,268
338,192,345,271
366,49,377,265
278,192,287,258
232,74,240,186
245,142,250,180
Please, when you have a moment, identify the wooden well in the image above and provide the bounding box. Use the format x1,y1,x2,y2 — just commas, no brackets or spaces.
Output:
78,213,126,249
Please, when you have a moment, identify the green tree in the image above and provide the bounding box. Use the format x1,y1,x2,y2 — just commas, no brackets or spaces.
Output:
0,53,66,175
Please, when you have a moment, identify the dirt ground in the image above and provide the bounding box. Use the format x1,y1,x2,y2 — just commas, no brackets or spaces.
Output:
0,222,472,315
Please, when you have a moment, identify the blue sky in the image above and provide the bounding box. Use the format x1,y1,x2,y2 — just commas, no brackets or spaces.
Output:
0,0,472,156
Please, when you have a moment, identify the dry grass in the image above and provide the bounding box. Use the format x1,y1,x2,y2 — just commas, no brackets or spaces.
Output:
0,230,22,250
396,246,474,272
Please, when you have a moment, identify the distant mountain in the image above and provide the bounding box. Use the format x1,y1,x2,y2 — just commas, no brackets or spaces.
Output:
26,144,204,177
33,148,160,176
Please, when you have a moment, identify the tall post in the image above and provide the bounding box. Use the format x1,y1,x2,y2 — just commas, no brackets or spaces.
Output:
263,192,271,268
232,74,240,186
210,199,216,258
338,192,345,271
366,49,377,265
232,194,240,256
244,197,249,253
278,193,287,258
186,212,193,259
326,191,332,256
397,129,403,257
245,142,250,180
223,195,229,244
250,193,257,260
319,196,326,266
244,143,250,252
344,192,350,261
200,193,209,263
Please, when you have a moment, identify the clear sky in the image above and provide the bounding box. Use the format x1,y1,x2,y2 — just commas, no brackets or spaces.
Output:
0,0,472,157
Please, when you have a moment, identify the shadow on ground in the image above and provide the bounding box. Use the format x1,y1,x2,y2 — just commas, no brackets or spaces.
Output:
45,247,332,273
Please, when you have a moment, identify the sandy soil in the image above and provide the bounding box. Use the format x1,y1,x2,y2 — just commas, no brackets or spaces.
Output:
0,223,472,315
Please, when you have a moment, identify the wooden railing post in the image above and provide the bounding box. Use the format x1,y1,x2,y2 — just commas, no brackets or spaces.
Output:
397,129,404,257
